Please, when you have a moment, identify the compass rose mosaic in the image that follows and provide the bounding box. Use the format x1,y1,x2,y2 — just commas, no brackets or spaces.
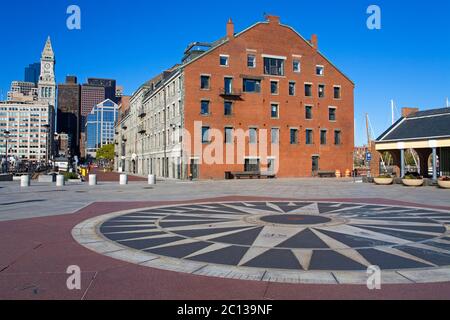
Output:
73,201,450,284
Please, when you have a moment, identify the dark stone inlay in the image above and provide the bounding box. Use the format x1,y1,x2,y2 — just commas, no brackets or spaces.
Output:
351,225,436,242
261,215,331,225
244,249,303,270
159,219,229,228
423,241,450,251
118,236,184,250
309,250,367,271
396,246,450,266
210,227,264,246
358,248,431,269
174,226,254,238
100,226,157,233
315,229,394,248
187,245,248,265
146,241,212,258
277,229,328,249
105,231,165,242
162,215,232,221
354,224,445,234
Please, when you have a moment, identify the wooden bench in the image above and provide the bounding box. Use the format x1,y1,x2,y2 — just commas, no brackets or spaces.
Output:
227,171,277,180
317,171,336,178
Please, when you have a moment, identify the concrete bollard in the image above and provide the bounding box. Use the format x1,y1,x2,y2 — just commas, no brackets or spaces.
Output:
148,174,156,185
20,175,30,188
89,174,97,186
56,175,65,187
120,174,128,185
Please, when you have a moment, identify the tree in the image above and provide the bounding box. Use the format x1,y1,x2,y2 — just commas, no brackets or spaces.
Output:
96,144,114,161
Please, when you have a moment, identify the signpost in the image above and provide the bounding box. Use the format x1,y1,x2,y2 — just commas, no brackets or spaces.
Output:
366,152,372,178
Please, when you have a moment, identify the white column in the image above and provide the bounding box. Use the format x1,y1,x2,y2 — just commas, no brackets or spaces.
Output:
56,174,65,187
20,175,30,188
120,174,128,185
89,174,97,186
148,174,156,185
432,147,438,181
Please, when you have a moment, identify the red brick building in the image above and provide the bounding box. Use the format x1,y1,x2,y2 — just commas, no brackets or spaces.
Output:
183,16,354,179
116,16,355,180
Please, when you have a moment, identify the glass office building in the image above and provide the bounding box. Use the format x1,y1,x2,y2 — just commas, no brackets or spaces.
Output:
85,99,118,157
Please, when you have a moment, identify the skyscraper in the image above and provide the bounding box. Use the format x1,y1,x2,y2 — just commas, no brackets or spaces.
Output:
24,63,41,85
85,99,118,157
87,78,117,103
57,76,81,157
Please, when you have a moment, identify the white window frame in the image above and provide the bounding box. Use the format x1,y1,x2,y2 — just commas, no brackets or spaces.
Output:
316,65,325,76
220,55,229,67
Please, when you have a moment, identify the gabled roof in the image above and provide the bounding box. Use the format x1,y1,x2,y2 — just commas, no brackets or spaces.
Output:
181,20,354,85
377,108,450,142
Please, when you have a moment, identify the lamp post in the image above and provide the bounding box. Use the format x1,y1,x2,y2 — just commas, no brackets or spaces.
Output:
3,130,10,173
42,124,50,169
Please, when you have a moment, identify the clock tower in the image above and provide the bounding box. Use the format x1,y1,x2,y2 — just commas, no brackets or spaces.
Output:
38,36,56,108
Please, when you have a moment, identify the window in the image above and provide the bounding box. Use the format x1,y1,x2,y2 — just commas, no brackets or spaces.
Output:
247,55,256,68
200,100,210,115
289,82,296,96
334,86,341,99
290,129,298,144
245,158,260,172
271,81,279,95
267,158,276,173
220,55,229,66
305,84,312,97
320,130,327,145
249,128,257,144
306,129,313,145
293,60,301,73
329,108,337,121
271,128,279,144
225,127,233,144
334,130,342,145
224,77,233,94
202,126,210,143
318,84,325,98
200,75,210,90
264,57,285,76
224,101,233,116
316,65,324,76
271,104,279,118
305,105,313,120
243,79,261,93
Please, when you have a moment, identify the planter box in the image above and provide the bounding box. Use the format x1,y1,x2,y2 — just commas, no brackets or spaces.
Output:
402,179,424,187
438,180,450,189
374,177,394,185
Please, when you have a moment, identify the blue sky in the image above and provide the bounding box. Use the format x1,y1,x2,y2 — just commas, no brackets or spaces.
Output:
0,0,449,145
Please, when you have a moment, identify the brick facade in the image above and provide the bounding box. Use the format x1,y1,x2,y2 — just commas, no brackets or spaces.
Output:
183,16,354,179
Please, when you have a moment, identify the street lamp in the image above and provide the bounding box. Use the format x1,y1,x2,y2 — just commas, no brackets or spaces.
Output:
42,124,50,168
3,130,10,173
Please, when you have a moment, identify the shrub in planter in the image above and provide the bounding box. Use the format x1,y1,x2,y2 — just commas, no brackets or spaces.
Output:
438,176,450,189
374,174,394,185
64,172,80,181
402,173,424,187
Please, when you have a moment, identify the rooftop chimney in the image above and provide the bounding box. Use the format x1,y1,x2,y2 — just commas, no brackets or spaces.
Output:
402,107,419,118
266,15,280,24
226,18,234,38
310,34,318,50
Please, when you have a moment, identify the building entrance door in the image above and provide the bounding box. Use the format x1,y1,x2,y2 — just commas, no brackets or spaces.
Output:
190,159,199,180
312,156,320,176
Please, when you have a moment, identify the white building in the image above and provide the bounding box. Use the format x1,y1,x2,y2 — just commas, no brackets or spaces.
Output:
115,67,184,178
0,37,56,163
0,101,54,162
